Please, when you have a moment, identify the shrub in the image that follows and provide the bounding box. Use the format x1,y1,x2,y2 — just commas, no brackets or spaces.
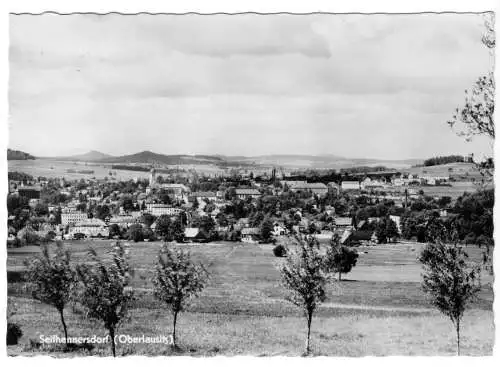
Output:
7,322,23,345
273,244,287,257
7,269,27,283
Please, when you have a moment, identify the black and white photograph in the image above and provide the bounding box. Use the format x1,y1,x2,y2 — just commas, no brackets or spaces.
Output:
4,4,496,358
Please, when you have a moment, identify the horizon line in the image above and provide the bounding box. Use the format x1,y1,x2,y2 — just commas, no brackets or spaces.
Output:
9,147,457,162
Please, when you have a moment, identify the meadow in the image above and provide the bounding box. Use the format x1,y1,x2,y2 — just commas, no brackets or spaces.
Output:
7,240,495,356
7,159,226,181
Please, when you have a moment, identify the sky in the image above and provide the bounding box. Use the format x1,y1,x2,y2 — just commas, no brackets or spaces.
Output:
8,13,494,160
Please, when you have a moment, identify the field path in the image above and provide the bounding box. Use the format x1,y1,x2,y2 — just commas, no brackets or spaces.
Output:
320,302,433,313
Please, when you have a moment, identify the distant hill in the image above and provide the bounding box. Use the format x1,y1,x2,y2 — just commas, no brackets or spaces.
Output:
41,150,422,169
7,149,35,160
45,150,114,161
69,150,114,161
225,154,422,169
100,151,225,165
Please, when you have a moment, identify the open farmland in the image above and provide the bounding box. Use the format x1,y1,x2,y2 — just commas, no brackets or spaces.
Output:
7,240,494,356
8,159,150,181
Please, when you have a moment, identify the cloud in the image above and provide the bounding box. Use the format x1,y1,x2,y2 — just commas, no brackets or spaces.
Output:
8,13,493,159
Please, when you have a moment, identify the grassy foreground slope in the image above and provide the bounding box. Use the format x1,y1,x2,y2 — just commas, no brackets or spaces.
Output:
7,240,494,356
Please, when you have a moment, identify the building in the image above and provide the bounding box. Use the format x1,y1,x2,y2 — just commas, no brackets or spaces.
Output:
191,191,217,202
9,180,21,193
17,185,41,199
69,218,109,238
146,203,183,217
108,215,138,229
341,181,360,190
389,215,402,234
61,210,88,226
184,227,200,242
150,168,157,186
346,230,376,246
393,178,405,186
420,175,449,185
272,222,287,236
360,177,385,190
289,182,328,196
334,217,353,230
159,183,190,198
235,188,261,200
327,182,340,195
241,227,260,243
284,180,307,188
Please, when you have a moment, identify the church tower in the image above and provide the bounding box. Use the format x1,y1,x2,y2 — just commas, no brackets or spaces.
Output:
150,168,157,187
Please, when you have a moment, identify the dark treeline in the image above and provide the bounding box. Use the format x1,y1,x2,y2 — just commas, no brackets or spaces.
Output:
423,155,466,167
282,166,391,184
8,172,35,183
7,149,36,161
400,189,493,245
111,165,150,172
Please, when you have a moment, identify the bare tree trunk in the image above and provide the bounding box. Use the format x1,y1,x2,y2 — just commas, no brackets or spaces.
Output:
338,271,342,282
305,311,313,355
109,327,116,357
456,319,461,356
172,311,178,347
58,308,68,347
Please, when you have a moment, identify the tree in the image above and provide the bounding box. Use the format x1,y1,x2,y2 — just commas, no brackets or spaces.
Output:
152,245,208,348
155,215,173,241
108,223,121,239
76,202,87,212
419,242,481,355
141,213,157,228
171,218,185,242
127,224,144,242
25,242,76,347
191,198,199,210
425,215,448,243
76,242,134,357
308,222,318,235
7,195,29,214
260,218,274,243
448,14,494,142
158,190,173,205
438,196,452,208
385,218,399,243
277,235,327,355
374,220,388,244
374,217,399,244
273,243,287,257
198,216,216,241
17,227,41,247
215,212,229,227
95,205,110,221
34,203,49,217
121,196,134,212
323,234,359,281
199,216,215,233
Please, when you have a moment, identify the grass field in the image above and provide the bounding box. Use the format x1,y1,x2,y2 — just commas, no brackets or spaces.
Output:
7,240,495,356
8,159,227,180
